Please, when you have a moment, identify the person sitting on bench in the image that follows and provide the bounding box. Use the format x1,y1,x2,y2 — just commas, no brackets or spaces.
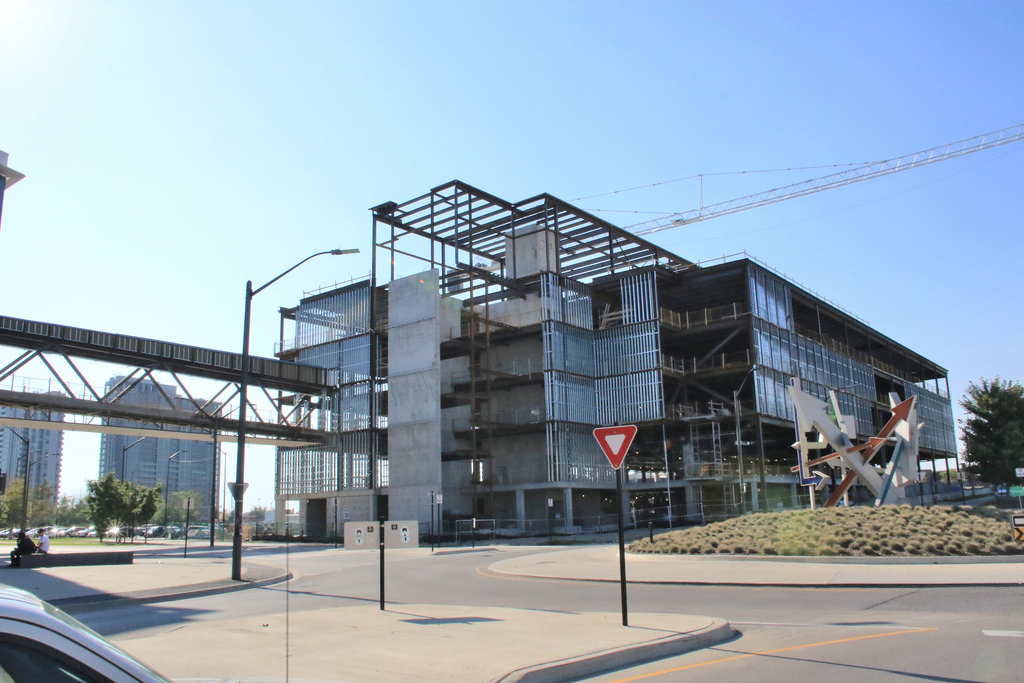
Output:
37,532,50,554
9,532,36,567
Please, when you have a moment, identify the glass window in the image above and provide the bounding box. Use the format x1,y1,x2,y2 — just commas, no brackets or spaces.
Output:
0,639,104,683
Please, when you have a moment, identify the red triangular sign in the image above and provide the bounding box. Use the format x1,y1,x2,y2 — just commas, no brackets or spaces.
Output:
593,425,638,470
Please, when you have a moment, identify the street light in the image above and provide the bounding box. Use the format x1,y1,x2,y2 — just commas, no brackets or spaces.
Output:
121,436,147,482
733,365,758,515
163,451,181,529
5,426,30,532
0,150,25,235
232,248,359,581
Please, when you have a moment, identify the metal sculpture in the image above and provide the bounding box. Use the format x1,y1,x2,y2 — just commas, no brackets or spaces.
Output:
789,378,924,507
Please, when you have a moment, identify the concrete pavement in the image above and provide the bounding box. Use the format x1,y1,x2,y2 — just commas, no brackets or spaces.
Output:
1,541,1022,682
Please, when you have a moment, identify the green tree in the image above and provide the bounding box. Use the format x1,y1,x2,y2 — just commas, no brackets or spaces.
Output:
55,495,91,527
86,473,129,540
85,473,163,541
0,490,10,531
161,490,203,526
28,481,56,527
124,481,161,540
961,378,1024,487
0,479,55,530
1,478,24,531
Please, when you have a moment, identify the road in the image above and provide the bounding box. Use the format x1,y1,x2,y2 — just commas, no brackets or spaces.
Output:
76,545,1024,682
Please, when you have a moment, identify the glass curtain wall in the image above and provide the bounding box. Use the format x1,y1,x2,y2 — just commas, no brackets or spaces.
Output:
905,384,957,452
750,268,874,433
277,281,380,496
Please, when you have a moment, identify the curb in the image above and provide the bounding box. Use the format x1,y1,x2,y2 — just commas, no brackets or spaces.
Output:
486,568,1024,590
53,571,292,613
490,619,735,683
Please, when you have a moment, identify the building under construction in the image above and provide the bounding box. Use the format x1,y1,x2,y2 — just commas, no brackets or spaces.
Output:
273,181,957,537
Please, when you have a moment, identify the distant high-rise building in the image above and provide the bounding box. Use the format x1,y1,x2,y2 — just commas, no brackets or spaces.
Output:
0,406,63,503
98,376,219,505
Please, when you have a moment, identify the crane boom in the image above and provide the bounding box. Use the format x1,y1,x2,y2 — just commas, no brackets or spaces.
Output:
628,123,1024,236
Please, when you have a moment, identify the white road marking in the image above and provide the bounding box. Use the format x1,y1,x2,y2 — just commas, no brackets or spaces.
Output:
983,630,1024,638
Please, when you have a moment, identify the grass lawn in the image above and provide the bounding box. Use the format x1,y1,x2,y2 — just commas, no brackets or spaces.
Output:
629,505,1024,557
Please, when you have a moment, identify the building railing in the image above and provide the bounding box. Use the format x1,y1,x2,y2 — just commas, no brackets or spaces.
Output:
661,348,751,376
666,400,734,419
659,302,748,331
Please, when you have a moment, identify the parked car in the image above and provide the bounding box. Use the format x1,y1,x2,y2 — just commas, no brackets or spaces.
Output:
0,585,171,681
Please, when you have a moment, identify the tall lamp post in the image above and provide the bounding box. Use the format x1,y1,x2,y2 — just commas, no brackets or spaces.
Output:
5,426,30,532
163,451,181,529
121,436,147,482
733,365,757,514
232,248,359,581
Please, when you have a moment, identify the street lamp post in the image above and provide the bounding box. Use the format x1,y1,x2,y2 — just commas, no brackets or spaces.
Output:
163,452,181,529
733,365,757,515
5,427,30,532
232,248,359,581
121,436,147,482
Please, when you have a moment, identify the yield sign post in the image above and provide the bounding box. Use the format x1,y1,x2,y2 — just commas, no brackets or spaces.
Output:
594,425,637,627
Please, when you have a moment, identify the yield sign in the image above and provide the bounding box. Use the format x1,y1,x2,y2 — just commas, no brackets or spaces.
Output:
593,425,638,470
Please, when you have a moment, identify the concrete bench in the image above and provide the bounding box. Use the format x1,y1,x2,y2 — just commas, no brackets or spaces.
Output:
15,551,134,568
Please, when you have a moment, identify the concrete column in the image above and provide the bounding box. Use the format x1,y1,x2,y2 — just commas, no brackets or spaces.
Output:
274,498,286,535
563,487,574,532
685,482,700,520
515,489,525,533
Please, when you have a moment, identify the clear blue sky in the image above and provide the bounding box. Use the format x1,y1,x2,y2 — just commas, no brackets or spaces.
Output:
2,1,1022,506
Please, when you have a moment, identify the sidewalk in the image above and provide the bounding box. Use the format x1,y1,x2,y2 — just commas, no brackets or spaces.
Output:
2,542,1022,682
489,545,1024,587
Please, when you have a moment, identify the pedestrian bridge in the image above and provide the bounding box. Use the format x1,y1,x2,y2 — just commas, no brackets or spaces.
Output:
0,314,335,446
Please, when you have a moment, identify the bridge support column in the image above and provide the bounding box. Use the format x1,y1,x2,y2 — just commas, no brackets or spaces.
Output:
275,498,287,535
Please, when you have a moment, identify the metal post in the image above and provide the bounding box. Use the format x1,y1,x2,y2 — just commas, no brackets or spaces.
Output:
121,436,147,483
20,448,31,532
616,467,629,627
209,431,218,547
5,427,30,532
956,456,967,504
232,280,253,581
232,248,358,582
734,389,745,514
184,497,191,558
378,515,386,610
163,451,180,529
660,423,673,528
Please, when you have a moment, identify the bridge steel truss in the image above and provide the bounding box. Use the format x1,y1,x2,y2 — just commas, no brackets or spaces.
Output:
0,314,336,446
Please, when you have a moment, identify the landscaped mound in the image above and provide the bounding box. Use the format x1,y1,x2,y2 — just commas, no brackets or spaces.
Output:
628,505,1022,557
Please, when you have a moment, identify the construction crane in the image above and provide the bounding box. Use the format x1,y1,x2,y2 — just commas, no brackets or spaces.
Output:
626,122,1024,237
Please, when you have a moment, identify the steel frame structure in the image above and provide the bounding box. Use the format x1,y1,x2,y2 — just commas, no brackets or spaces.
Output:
0,314,333,446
